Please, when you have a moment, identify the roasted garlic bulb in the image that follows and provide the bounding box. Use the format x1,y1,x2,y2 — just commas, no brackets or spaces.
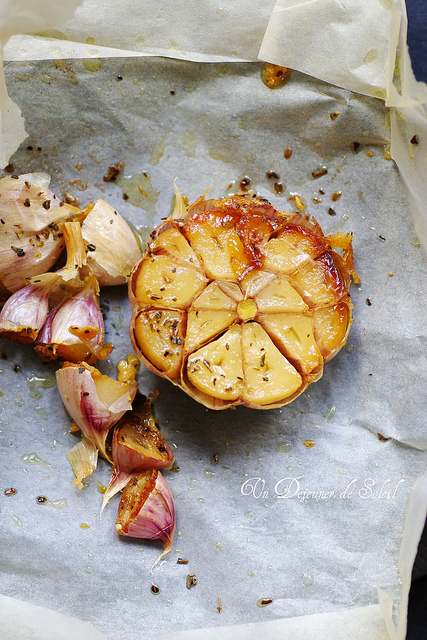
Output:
129,194,355,410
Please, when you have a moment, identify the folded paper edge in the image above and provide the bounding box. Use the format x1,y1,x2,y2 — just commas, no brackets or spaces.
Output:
0,594,107,640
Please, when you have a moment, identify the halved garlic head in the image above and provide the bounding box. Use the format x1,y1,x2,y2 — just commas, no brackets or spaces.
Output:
129,194,355,410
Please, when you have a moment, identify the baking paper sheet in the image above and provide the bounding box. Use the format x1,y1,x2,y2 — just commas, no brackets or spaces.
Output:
1,2,427,640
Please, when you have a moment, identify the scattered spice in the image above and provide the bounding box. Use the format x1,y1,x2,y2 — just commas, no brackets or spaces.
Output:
266,170,279,180
330,111,339,120
103,162,123,182
378,235,386,242
311,167,328,179
170,89,176,95
377,433,390,442
177,558,188,564
4,487,17,496
288,194,305,211
384,151,392,161
13,364,22,373
239,176,251,192
36,495,48,504
257,598,273,607
331,191,342,202
366,298,372,306
217,596,222,613
388,271,393,277
366,150,373,157
150,584,160,594
210,453,219,465
274,181,283,194
327,207,336,216
351,142,361,153
63,192,79,207
410,135,419,145
11,246,25,257
284,148,292,159
303,440,316,449
186,573,197,589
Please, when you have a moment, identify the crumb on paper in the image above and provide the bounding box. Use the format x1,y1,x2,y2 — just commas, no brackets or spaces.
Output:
103,162,123,182
261,63,291,89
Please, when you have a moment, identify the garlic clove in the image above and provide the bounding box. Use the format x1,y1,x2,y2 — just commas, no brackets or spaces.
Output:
0,173,83,296
101,395,173,513
56,361,138,462
0,272,57,343
66,437,99,489
35,273,112,364
81,199,142,286
116,353,140,384
116,469,175,569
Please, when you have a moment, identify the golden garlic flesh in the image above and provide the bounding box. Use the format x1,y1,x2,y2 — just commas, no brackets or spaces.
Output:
129,194,355,410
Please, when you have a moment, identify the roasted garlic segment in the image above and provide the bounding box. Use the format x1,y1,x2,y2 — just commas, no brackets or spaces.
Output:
129,194,355,409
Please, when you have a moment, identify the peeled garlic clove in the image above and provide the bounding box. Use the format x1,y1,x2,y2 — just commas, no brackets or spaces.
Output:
0,273,57,343
116,353,140,384
0,173,81,296
56,361,138,461
81,199,142,286
35,273,112,363
66,437,99,489
116,469,175,569
101,395,173,513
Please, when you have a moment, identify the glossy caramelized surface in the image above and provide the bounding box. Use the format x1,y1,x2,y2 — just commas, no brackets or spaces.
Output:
129,195,354,409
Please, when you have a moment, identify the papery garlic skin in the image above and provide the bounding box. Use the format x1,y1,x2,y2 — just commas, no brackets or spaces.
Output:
116,470,175,568
0,273,57,342
81,199,142,286
56,361,138,462
36,274,112,363
66,437,99,489
0,173,77,296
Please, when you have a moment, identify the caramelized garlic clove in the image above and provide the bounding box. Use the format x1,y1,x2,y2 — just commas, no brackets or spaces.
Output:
36,274,112,363
101,395,173,513
116,470,175,569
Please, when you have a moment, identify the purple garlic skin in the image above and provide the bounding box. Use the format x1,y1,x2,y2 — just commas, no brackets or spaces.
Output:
56,361,137,462
116,470,175,568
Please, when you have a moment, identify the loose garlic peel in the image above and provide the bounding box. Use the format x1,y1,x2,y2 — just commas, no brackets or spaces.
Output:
130,193,356,410
66,437,99,489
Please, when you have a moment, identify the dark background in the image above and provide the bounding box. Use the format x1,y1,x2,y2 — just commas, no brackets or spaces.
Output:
402,1,426,638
